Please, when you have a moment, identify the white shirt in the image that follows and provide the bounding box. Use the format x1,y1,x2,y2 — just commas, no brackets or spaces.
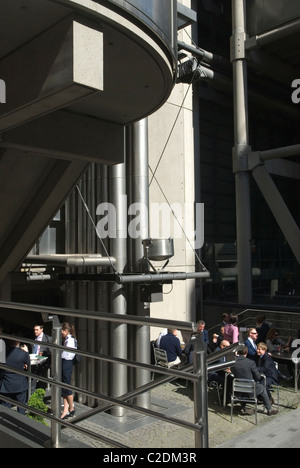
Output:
248,337,257,350
34,332,44,355
62,335,77,361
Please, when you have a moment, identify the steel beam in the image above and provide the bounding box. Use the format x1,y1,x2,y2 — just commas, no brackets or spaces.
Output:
252,164,300,265
231,0,253,304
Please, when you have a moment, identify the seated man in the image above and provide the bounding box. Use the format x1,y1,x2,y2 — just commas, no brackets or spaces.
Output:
184,320,210,363
256,342,279,399
232,346,278,416
208,340,231,386
244,328,258,361
160,329,182,367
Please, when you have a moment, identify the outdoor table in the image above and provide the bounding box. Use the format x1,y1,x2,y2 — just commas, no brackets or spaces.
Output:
270,352,300,392
28,354,48,397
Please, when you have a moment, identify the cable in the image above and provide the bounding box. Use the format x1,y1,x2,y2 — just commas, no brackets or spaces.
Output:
149,82,193,187
148,51,204,268
76,185,119,274
148,166,203,267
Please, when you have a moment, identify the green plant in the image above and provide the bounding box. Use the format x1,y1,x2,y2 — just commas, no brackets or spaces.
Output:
27,389,49,426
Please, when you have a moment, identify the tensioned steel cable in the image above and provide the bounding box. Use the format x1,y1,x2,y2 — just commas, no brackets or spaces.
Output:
76,185,119,274
148,50,204,267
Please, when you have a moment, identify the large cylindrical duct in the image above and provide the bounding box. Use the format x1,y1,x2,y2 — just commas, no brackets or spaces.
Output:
127,118,151,409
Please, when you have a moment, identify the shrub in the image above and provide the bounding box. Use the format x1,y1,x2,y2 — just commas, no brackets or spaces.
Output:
27,389,49,426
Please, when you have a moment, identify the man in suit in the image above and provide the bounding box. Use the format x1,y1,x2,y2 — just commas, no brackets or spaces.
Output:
257,342,279,399
32,324,52,392
232,346,278,416
0,340,30,415
256,315,271,344
244,328,258,361
33,325,52,357
184,320,210,363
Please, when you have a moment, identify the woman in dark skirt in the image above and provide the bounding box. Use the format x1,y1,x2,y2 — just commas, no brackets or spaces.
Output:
61,322,77,420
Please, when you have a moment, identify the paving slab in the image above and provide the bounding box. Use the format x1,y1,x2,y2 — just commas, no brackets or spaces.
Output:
218,407,300,448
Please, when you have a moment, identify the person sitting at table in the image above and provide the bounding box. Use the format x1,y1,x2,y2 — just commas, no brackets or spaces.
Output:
266,329,293,354
244,328,258,361
232,346,278,416
256,343,279,400
266,329,294,380
184,321,210,363
208,340,231,387
160,329,182,367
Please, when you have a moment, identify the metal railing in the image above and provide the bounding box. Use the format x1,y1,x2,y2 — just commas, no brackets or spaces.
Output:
208,307,300,343
0,300,241,449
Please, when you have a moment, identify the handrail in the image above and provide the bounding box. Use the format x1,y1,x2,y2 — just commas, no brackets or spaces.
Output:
0,332,198,382
208,307,300,342
0,300,211,448
0,300,197,332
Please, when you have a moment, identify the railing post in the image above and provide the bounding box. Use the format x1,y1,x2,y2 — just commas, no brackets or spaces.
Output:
193,334,209,449
50,315,62,447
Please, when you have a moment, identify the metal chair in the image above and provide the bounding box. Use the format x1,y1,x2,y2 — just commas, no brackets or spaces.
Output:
271,362,280,410
153,347,170,368
231,379,258,425
208,380,222,406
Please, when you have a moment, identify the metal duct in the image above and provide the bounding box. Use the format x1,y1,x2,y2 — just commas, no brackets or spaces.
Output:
116,271,210,284
25,254,116,268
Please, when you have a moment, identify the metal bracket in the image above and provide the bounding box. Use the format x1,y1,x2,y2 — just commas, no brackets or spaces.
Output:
230,32,247,62
232,144,252,173
248,151,264,172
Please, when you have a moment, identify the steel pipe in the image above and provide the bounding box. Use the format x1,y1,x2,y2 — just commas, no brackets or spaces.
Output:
116,271,210,284
25,254,116,267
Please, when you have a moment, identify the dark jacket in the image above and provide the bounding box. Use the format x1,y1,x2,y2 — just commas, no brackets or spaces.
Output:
32,333,52,357
0,345,30,394
160,333,182,363
232,355,263,383
257,352,279,385
257,323,270,344
244,338,257,361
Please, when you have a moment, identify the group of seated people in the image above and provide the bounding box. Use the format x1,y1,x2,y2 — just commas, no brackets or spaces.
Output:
208,339,279,416
154,314,295,418
155,320,209,368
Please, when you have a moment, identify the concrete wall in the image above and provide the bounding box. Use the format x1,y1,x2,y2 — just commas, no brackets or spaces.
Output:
148,0,196,340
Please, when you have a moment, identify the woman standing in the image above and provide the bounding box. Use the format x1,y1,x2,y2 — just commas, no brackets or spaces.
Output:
224,314,239,344
61,322,77,420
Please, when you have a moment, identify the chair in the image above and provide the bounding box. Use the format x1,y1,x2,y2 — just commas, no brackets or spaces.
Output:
208,381,222,406
153,347,170,368
231,379,258,425
271,362,280,410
